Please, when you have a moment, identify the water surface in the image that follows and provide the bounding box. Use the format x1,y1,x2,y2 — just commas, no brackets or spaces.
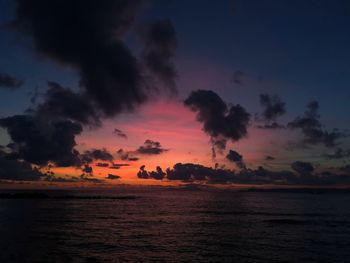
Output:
0,188,349,262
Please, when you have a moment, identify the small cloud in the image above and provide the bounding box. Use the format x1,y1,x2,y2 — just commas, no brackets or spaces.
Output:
323,148,350,159
288,101,344,148
96,162,109,167
113,128,127,139
291,161,314,176
184,90,250,152
110,163,130,169
231,70,245,86
0,72,23,89
226,150,246,170
265,155,275,161
256,93,286,129
116,148,139,161
136,140,168,155
106,174,121,180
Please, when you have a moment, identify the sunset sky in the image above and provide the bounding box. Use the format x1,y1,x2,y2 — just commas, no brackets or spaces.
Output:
1,0,350,187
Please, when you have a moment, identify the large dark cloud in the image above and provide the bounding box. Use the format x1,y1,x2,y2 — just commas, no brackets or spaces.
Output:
257,93,286,129
0,115,82,166
137,160,350,186
166,163,210,181
184,90,250,151
136,139,168,155
166,163,234,182
0,150,44,181
138,163,234,183
13,0,177,117
226,150,246,170
0,104,114,176
0,0,181,181
288,101,343,148
35,81,99,125
0,72,23,89
140,19,177,93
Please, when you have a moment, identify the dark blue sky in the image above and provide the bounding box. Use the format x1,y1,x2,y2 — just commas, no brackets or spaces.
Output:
1,0,350,124
149,0,350,126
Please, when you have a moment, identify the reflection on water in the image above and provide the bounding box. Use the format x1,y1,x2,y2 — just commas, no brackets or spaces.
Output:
1,188,350,262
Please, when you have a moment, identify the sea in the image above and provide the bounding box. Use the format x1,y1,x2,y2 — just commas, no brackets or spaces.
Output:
0,187,350,262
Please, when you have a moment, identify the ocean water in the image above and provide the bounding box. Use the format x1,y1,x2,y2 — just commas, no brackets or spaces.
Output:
0,188,350,262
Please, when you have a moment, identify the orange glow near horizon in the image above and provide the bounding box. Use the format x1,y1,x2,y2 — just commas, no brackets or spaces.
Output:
26,99,292,187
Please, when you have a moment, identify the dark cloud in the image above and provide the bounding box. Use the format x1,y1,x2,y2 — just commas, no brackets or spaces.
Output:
96,162,109,167
0,72,23,89
80,149,114,164
137,165,149,179
137,160,350,186
106,174,121,180
0,114,82,166
0,150,44,181
137,165,166,180
113,163,130,167
140,19,177,93
79,176,104,183
226,150,246,170
113,128,128,139
82,165,93,175
339,165,350,174
126,157,139,161
0,0,180,182
323,148,350,159
116,148,139,161
257,122,285,130
110,163,130,169
138,163,234,183
257,93,286,129
13,0,176,117
184,90,250,151
231,70,245,86
265,155,275,161
149,166,166,180
259,94,286,121
34,81,99,126
43,174,104,183
0,147,102,184
231,167,296,185
291,161,314,176
210,138,227,159
288,101,343,148
166,163,208,181
136,140,168,155
211,147,217,159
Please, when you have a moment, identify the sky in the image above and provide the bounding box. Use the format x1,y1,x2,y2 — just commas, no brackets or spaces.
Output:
0,0,350,188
